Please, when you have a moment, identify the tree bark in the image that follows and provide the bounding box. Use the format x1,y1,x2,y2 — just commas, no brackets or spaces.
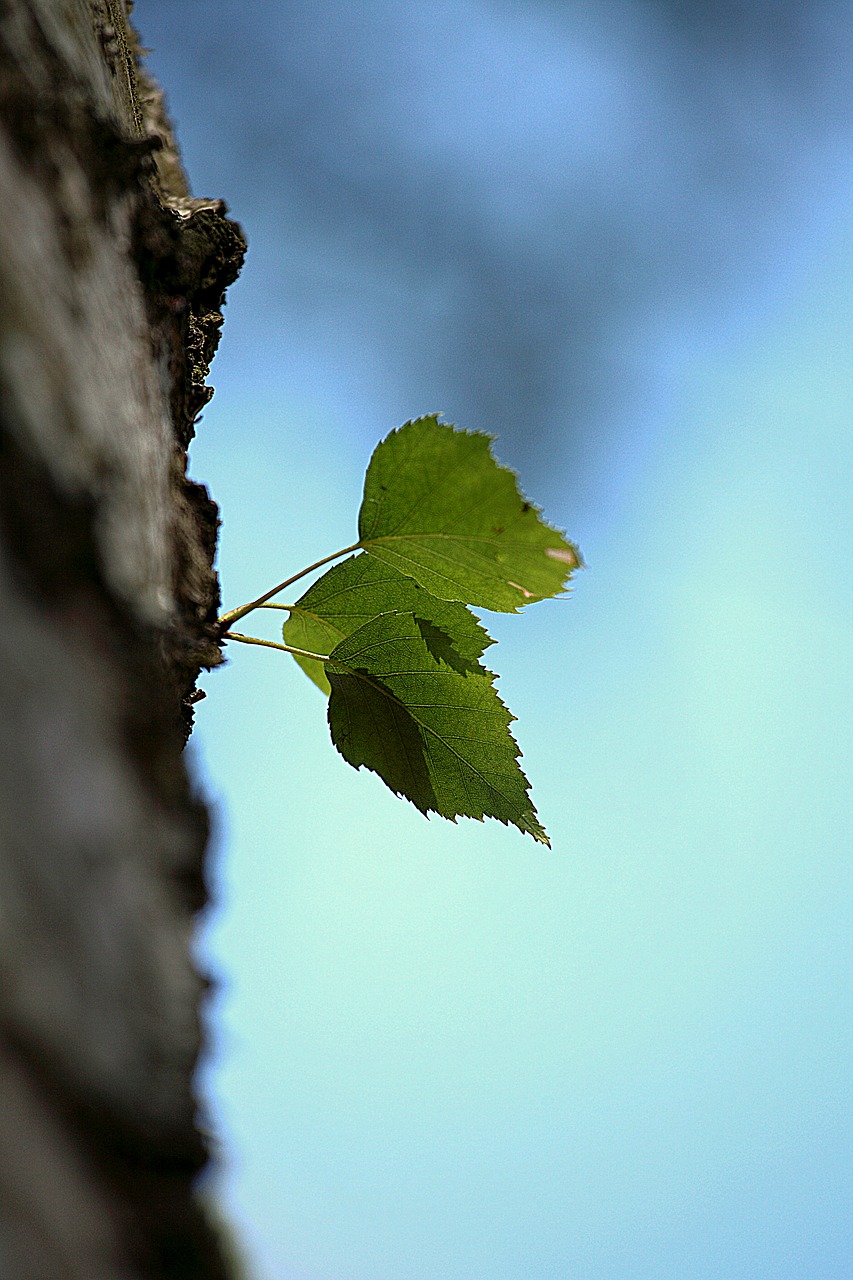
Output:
0,2,245,1276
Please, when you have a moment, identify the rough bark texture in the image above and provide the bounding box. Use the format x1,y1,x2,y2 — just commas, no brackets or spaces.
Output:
0,2,245,1276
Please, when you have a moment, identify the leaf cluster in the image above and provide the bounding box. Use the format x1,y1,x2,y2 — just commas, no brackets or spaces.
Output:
272,416,580,846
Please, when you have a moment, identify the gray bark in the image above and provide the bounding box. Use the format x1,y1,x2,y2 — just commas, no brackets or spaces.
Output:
0,2,245,1276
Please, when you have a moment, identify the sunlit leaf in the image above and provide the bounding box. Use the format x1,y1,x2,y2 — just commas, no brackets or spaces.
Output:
326,610,549,845
357,415,581,612
283,553,494,694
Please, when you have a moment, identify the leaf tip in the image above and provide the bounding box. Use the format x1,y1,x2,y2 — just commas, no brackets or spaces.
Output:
526,818,551,848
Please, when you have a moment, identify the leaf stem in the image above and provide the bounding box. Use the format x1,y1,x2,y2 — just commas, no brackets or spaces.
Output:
217,541,362,630
222,631,331,663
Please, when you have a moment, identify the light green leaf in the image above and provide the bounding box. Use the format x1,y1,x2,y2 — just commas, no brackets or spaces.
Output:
357,415,581,612
283,553,494,695
326,610,549,845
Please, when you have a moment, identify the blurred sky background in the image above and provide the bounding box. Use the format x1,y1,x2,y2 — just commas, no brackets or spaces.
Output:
139,3,852,1278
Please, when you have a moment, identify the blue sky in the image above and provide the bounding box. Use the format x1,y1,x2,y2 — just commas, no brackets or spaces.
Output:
139,4,852,1277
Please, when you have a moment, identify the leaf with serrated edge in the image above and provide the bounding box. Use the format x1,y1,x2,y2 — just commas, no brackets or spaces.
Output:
283,553,494,695
357,416,581,612
326,610,549,845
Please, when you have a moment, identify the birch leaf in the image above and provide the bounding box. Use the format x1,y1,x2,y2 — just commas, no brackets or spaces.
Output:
283,553,494,695
357,415,581,612
325,610,549,845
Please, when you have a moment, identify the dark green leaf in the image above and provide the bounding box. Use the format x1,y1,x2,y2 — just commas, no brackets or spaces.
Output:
326,611,549,845
283,553,494,694
357,415,581,612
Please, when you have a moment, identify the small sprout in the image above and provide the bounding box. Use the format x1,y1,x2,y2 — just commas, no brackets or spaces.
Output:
218,417,581,844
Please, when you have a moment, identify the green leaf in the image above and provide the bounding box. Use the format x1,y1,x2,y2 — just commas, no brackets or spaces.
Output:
325,610,549,845
357,415,581,612
283,553,494,695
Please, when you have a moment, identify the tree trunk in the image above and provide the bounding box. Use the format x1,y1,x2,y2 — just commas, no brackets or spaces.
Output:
0,2,245,1276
